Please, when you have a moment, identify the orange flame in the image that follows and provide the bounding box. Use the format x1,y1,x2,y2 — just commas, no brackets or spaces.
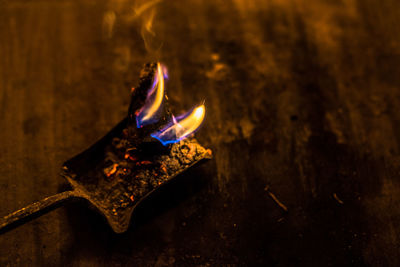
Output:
151,104,206,145
136,62,165,127
175,105,205,136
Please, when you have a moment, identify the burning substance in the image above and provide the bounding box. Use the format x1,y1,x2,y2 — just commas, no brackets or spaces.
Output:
151,104,206,145
136,62,205,144
135,62,166,127
0,62,211,234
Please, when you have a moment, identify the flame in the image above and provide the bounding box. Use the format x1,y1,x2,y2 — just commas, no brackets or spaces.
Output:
136,62,166,127
151,104,206,146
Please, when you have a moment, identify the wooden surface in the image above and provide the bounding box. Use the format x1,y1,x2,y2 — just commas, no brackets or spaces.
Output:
1,0,400,266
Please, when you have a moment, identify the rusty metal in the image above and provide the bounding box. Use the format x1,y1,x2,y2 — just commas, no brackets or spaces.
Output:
0,63,211,234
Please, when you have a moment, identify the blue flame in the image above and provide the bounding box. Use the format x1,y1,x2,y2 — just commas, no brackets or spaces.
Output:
150,105,205,146
136,63,166,128
150,118,180,146
150,133,181,146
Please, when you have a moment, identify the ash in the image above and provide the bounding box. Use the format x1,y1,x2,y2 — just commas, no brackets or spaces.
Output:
72,131,211,218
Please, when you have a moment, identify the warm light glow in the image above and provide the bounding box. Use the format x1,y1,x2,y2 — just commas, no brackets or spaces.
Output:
136,62,165,127
151,104,206,145
135,62,206,145
193,106,204,119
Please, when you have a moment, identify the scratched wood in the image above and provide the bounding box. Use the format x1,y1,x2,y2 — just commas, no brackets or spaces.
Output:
1,0,400,266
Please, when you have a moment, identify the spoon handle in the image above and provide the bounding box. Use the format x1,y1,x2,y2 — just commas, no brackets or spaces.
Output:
0,190,75,233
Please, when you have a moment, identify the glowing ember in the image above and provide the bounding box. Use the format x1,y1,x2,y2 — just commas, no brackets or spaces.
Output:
136,62,166,127
104,163,119,177
151,104,206,146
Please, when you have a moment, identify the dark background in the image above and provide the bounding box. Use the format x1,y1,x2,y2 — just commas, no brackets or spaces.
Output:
1,0,400,266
